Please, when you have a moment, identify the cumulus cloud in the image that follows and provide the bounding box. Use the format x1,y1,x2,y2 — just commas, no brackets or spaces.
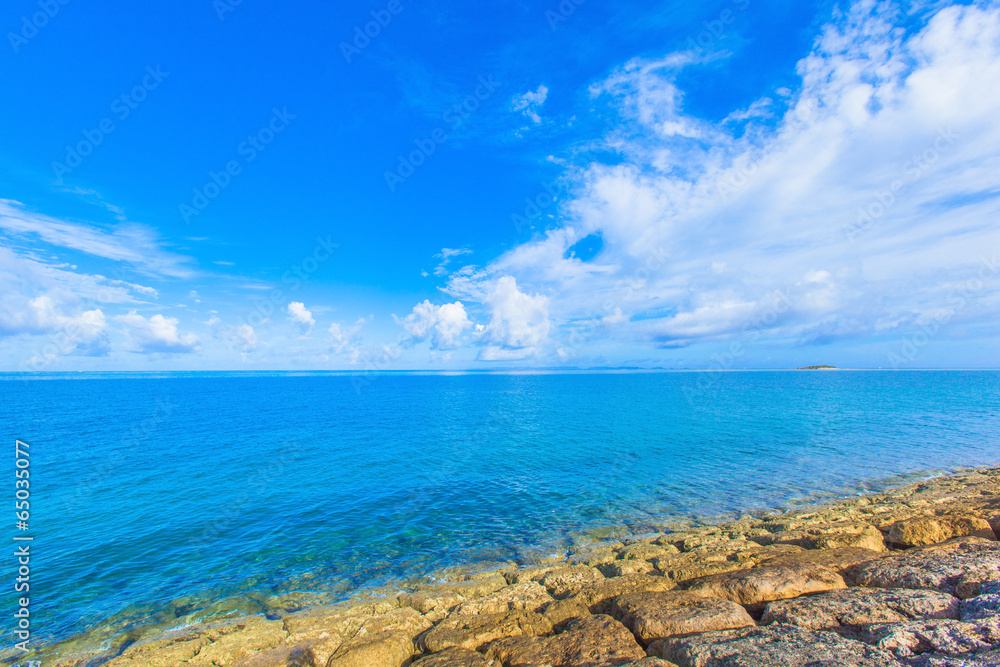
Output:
476,276,551,360
115,312,200,353
440,0,1000,363
208,317,258,361
397,300,473,350
286,302,315,335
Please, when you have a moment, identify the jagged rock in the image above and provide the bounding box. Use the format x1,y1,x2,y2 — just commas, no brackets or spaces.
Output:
846,542,1000,599
907,647,1000,666
683,561,846,608
609,591,755,642
869,616,1000,658
399,590,466,617
568,574,676,614
453,582,553,615
761,587,959,631
889,515,997,547
651,623,901,667
617,543,681,561
282,606,431,665
422,611,552,652
484,614,645,666
411,646,497,666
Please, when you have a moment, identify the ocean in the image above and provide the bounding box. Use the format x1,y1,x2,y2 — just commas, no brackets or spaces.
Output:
2,370,999,655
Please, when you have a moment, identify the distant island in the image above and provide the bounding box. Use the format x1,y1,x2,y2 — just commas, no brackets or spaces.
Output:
796,365,838,370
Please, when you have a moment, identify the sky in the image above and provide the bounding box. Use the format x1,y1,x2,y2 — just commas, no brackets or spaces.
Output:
1,0,999,371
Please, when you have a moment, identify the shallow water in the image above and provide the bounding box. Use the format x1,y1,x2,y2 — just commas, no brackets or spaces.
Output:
2,370,999,652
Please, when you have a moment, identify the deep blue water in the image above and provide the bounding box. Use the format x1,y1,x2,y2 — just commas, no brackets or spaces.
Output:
2,370,999,653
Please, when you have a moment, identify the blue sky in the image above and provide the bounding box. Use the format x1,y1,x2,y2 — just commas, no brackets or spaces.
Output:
1,0,999,370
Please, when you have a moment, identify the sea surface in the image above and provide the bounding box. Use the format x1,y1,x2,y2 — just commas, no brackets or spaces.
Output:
2,370,999,656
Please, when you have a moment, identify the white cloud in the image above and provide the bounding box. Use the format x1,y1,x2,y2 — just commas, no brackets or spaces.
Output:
286,301,315,335
512,85,549,125
8,296,111,366
432,248,473,277
328,317,369,360
115,312,200,353
208,318,258,361
0,199,195,278
439,0,1000,361
397,301,472,350
476,276,551,360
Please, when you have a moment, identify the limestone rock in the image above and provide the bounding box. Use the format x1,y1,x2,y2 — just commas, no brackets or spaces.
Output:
763,522,887,552
107,616,287,667
766,546,887,575
617,543,681,561
282,606,431,665
538,566,606,599
543,598,592,628
484,614,645,666
761,587,959,631
325,630,416,667
234,643,315,666
411,646,497,666
907,647,1000,666
568,574,676,614
846,541,1000,599
869,616,1000,658
453,581,553,615
960,583,1000,621
602,559,661,577
609,591,755,642
422,611,552,652
683,561,846,608
652,623,901,667
889,515,997,548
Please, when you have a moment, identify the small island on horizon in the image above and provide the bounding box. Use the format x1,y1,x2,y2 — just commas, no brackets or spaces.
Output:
796,365,839,370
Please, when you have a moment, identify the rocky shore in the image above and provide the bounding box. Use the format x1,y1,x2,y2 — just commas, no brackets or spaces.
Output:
44,466,1000,667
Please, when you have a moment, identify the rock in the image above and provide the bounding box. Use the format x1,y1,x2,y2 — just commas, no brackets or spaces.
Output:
453,582,553,615
609,591,755,642
617,543,681,561
907,647,1000,666
422,611,552,652
602,559,661,577
399,590,466,617
538,566,606,599
683,561,846,609
325,630,416,667
869,616,1000,658
484,614,646,666
106,616,287,667
960,583,1000,621
652,623,901,667
568,574,676,614
234,644,315,666
889,515,997,547
653,544,805,584
766,546,887,575
760,522,887,552
543,598,592,628
846,541,1000,599
411,646,497,666
621,660,680,667
761,587,959,631
283,606,431,665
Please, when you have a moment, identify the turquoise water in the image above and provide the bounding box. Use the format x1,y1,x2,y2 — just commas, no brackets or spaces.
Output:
2,370,999,654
